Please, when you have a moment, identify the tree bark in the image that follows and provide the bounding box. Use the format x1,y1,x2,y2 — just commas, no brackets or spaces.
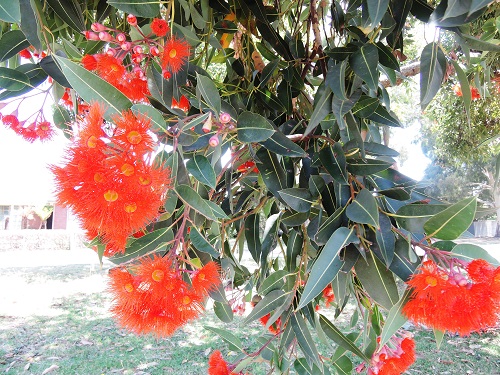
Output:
380,61,421,88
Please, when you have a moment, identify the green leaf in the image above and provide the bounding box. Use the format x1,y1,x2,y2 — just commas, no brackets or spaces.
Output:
291,314,322,369
46,0,85,32
346,189,379,228
0,1,20,23
470,0,492,14
279,188,313,213
258,270,289,295
304,86,332,137
40,55,72,88
281,210,309,227
375,213,395,266
379,290,410,347
245,214,261,264
367,0,390,30
131,104,167,132
377,187,410,201
319,314,370,362
0,67,29,91
347,158,393,175
106,0,160,17
332,90,362,127
420,42,446,109
19,0,41,50
352,96,379,118
286,229,303,271
424,197,476,240
376,42,400,71
457,33,500,52
366,105,401,127
108,227,173,264
186,155,217,189
451,244,500,267
395,204,448,233
204,326,243,352
175,184,217,221
189,227,219,258
256,148,288,201
326,60,348,100
244,290,288,324
196,73,221,115
53,56,132,120
349,43,379,92
52,104,72,133
237,111,275,143
260,131,307,157
319,143,349,185
434,329,445,350
0,30,30,63
364,142,399,157
316,206,345,245
298,227,358,309
354,252,399,310
450,60,471,123
213,301,234,323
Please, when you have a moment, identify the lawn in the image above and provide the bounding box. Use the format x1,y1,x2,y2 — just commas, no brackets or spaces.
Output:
0,247,499,375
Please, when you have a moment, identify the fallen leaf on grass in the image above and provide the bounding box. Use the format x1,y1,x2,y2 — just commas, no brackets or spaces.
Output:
80,339,94,346
24,362,30,370
42,364,59,374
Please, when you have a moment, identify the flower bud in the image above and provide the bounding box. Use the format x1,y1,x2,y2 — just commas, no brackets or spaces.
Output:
127,14,137,26
219,112,231,124
116,33,127,43
84,31,100,41
120,42,132,51
202,113,213,133
91,23,106,32
133,45,143,54
99,31,113,42
209,135,219,147
150,46,160,56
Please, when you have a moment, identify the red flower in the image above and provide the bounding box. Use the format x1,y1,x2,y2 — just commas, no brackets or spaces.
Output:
191,261,221,295
81,54,98,71
151,18,169,37
19,49,32,59
471,87,481,100
161,36,190,74
452,83,462,97
403,259,500,336
322,284,335,307
208,351,246,375
236,161,258,173
368,335,416,375
96,54,126,83
35,121,55,141
2,114,20,130
259,313,281,334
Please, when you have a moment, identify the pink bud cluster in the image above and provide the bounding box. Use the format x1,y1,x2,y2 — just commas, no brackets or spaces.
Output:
201,112,235,148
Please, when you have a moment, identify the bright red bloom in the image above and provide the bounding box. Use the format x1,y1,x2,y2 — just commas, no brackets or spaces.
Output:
208,351,245,375
151,18,169,37
471,87,481,100
2,114,20,130
236,161,258,173
322,284,335,307
81,54,98,71
96,54,126,83
51,102,171,255
19,49,32,59
259,313,281,334
452,83,462,97
403,259,500,336
35,121,55,141
191,261,221,295
161,36,190,74
368,335,416,375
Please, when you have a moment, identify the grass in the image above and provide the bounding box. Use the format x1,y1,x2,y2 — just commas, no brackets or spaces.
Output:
1,250,500,375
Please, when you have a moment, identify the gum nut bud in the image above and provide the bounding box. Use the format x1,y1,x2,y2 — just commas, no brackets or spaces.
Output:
84,31,100,41
150,46,160,56
209,135,219,147
133,54,143,64
202,113,213,133
133,45,143,54
116,33,127,42
133,66,144,78
219,112,231,124
121,42,132,51
99,31,113,41
127,14,137,26
106,49,116,57
91,22,106,32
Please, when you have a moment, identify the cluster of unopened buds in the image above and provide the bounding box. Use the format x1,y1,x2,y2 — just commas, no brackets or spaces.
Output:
201,112,235,148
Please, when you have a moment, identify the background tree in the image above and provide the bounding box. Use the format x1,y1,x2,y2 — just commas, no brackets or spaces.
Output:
1,1,500,375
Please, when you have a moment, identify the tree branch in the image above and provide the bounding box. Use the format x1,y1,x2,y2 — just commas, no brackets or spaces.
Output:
380,60,421,88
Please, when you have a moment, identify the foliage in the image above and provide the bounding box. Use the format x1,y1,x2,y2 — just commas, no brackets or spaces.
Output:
1,1,500,375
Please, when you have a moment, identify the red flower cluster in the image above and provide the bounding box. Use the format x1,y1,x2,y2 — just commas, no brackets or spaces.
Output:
452,83,481,100
403,259,500,336
367,335,416,375
151,18,169,37
322,284,335,307
109,257,221,336
208,350,249,375
51,102,170,255
236,161,258,173
81,54,150,102
2,114,55,142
